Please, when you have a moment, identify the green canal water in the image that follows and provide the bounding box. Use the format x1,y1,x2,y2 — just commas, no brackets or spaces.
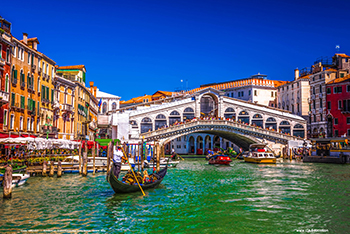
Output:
1,159,350,233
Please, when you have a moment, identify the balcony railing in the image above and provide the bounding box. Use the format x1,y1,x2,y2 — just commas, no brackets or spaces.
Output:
43,73,47,79
11,77,17,84
38,67,42,76
42,98,50,103
31,65,36,73
28,84,34,91
0,57,5,66
41,125,58,134
0,90,9,103
20,81,25,89
63,104,74,112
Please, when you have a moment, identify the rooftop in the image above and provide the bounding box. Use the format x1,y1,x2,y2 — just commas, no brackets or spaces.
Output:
57,65,86,70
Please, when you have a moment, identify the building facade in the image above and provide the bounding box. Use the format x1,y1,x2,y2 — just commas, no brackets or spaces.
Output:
53,75,76,139
309,54,350,138
0,16,12,134
277,69,310,121
326,76,350,137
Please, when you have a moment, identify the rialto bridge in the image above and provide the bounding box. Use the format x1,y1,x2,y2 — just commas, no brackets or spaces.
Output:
109,88,306,153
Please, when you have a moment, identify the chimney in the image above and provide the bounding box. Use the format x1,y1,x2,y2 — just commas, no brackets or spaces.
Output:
23,33,28,44
89,81,94,88
294,68,299,80
33,41,38,50
93,86,97,97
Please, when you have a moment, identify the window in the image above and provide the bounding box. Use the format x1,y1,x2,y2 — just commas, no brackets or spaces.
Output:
320,98,323,108
313,87,315,94
13,46,16,58
20,116,23,130
327,88,331,94
313,114,316,122
347,117,350,124
313,100,316,109
3,110,7,127
338,86,342,93
11,93,15,107
327,101,331,110
248,90,251,96
334,130,338,137
319,85,322,93
338,100,342,109
5,74,9,92
254,90,257,96
347,85,350,92
340,73,345,78
10,114,14,129
334,118,338,125
28,52,30,64
6,48,10,62
20,96,25,109
27,117,30,130
271,91,273,97
0,44,2,58
320,114,323,121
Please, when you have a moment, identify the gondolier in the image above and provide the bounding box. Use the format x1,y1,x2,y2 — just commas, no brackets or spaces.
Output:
113,145,124,178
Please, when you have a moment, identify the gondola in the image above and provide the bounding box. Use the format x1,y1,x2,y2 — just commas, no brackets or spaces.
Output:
107,164,168,194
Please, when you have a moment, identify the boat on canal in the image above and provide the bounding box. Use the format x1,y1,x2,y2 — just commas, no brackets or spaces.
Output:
303,138,350,164
243,143,276,164
0,173,30,188
144,158,179,168
107,164,167,193
208,154,232,165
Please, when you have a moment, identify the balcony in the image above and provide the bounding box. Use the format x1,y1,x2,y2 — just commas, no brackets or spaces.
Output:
53,100,60,109
63,104,74,112
0,57,5,67
11,77,17,85
26,105,36,115
0,90,9,104
41,125,58,135
38,67,42,76
31,65,36,73
319,93,323,98
28,84,34,91
42,98,50,103
43,73,47,79
20,81,25,89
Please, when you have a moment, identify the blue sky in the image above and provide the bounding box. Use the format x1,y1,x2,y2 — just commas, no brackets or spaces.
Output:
2,0,350,100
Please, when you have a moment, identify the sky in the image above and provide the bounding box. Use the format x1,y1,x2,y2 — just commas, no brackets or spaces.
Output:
2,0,350,100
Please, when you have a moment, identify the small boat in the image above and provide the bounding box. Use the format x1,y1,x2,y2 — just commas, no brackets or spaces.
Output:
144,158,179,168
243,143,276,164
0,173,30,188
107,164,167,194
208,155,232,165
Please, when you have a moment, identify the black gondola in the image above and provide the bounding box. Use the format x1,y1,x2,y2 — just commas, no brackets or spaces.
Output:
107,164,168,194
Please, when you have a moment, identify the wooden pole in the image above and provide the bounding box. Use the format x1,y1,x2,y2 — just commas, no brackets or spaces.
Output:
138,142,141,172
141,140,144,171
156,143,160,172
49,161,54,177
42,160,47,177
106,141,112,174
57,161,62,178
82,141,88,176
96,143,100,173
161,144,165,158
78,142,82,174
92,141,96,175
3,165,12,199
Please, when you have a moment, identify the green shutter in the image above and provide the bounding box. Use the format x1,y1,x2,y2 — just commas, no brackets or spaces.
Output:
51,89,54,102
21,96,25,109
28,98,30,110
42,85,44,101
11,93,15,106
33,100,35,112
46,87,49,100
14,70,17,79
27,74,29,88
37,101,40,115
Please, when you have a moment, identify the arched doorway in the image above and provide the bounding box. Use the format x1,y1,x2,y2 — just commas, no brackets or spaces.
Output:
279,121,291,134
196,136,203,154
224,107,236,120
265,117,277,130
238,110,249,124
189,136,195,154
204,135,211,153
213,135,220,150
293,124,305,138
252,114,263,127
102,102,107,114
200,94,217,117
183,107,195,121
155,114,167,130
169,110,181,125
140,117,152,133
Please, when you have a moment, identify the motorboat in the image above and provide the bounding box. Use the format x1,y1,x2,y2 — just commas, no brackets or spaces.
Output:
144,158,179,168
0,173,30,188
243,143,276,164
208,154,232,165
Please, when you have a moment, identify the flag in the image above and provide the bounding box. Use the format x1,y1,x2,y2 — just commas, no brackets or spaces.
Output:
98,98,102,112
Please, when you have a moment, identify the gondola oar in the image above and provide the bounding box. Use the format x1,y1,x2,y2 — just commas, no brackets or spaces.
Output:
176,153,185,161
121,147,145,196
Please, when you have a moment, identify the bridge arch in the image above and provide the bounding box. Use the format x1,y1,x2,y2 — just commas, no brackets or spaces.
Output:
200,93,218,117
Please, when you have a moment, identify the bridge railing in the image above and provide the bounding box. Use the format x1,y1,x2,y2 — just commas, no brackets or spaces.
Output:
140,119,303,141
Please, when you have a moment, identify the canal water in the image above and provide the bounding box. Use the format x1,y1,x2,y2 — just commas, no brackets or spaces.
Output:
1,159,350,233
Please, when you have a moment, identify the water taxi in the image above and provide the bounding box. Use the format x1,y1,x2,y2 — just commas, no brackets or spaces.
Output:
303,138,350,164
243,143,276,164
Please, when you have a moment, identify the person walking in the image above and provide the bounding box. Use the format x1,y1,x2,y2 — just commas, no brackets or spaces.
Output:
113,145,124,178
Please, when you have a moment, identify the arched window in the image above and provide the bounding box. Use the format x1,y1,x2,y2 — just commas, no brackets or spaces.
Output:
183,107,194,120
141,117,153,133
293,124,305,138
112,102,117,110
5,74,9,92
155,114,167,130
279,120,291,134
266,117,276,122
238,110,249,124
169,110,181,125
102,102,107,114
252,113,263,127
224,107,236,120
265,117,277,130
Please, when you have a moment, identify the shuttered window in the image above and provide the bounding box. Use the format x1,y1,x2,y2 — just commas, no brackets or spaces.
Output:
11,93,15,106
20,96,25,109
